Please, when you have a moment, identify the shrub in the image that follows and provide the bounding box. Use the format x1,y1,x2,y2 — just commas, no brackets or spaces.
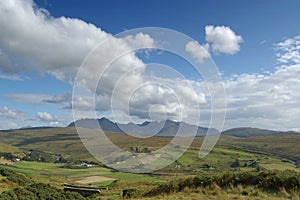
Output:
144,170,300,197
0,168,32,186
0,168,86,200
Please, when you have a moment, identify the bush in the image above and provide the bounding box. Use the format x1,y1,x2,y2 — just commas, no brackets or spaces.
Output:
0,182,85,200
0,168,32,186
0,168,86,200
230,159,241,168
144,170,300,197
0,190,18,200
0,152,18,160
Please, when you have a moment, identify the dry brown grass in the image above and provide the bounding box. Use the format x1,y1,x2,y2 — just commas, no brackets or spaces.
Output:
0,158,12,165
73,175,116,184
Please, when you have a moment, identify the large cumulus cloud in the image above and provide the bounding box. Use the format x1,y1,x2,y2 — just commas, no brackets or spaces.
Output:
0,0,207,125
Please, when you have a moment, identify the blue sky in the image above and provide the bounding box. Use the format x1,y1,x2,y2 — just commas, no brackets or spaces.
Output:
37,0,300,74
1,0,300,131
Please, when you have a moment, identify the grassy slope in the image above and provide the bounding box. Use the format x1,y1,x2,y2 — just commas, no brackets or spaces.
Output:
0,127,95,161
0,142,20,153
0,161,163,199
216,133,300,161
0,127,299,199
0,149,299,199
176,147,299,174
141,192,294,200
0,161,162,184
1,165,298,200
1,127,299,160
0,128,299,173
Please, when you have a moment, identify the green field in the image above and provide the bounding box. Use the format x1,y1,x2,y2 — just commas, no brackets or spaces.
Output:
0,161,162,184
174,147,300,175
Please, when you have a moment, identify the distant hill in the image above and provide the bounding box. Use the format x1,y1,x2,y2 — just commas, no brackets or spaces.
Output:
68,118,300,138
0,127,94,161
218,133,300,161
222,127,298,137
0,142,21,153
68,118,122,133
1,119,297,138
68,118,220,137
0,126,299,162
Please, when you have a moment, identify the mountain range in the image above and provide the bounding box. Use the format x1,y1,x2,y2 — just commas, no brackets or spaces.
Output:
68,118,220,137
68,118,298,137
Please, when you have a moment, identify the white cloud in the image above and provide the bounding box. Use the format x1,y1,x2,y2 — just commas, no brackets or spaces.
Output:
275,35,300,65
0,106,28,130
184,34,300,131
186,25,242,60
0,106,25,119
205,25,243,54
0,0,155,82
0,51,19,73
49,121,64,127
0,121,18,129
6,63,300,131
0,74,23,81
260,40,267,45
42,92,71,104
36,111,54,121
0,0,210,126
7,92,94,112
7,93,54,104
223,63,300,131
185,41,210,63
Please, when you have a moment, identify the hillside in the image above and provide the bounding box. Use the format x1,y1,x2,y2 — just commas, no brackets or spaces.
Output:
0,127,172,162
0,126,299,163
218,133,300,162
0,142,20,153
0,127,93,161
222,127,297,137
0,127,299,199
1,162,299,199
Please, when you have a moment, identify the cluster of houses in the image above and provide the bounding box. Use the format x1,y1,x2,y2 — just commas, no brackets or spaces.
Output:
80,162,96,168
0,155,20,163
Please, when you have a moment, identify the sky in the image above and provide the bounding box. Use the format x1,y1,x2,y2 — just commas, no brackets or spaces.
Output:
0,0,300,131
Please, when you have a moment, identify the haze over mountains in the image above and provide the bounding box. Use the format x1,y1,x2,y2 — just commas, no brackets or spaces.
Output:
222,127,298,137
68,118,220,137
0,117,297,138
68,118,298,138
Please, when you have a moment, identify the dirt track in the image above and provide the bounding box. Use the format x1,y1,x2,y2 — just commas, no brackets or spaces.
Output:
0,158,12,165
73,176,116,184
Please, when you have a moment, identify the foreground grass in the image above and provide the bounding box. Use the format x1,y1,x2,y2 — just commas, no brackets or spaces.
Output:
143,170,300,200
140,189,299,200
1,162,299,200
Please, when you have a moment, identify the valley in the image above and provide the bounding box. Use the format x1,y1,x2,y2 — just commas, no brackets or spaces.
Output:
0,123,299,199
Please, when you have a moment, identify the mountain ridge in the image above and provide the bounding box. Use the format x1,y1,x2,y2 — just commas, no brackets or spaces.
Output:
68,117,220,137
68,118,299,137
0,118,298,138
222,127,298,137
